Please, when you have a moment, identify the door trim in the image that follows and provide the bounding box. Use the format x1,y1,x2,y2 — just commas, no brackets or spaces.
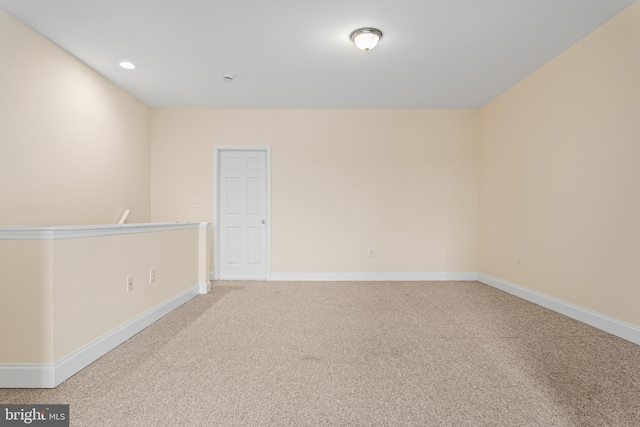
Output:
213,146,271,280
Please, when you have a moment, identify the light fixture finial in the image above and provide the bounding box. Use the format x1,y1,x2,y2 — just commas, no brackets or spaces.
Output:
350,28,383,52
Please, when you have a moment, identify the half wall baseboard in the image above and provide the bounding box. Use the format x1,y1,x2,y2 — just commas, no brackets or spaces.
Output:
0,284,200,389
269,271,479,281
478,273,640,346
0,364,56,388
199,282,211,294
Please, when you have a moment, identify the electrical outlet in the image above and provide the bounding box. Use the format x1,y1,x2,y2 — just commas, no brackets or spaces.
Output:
190,199,200,208
150,268,155,284
127,276,134,292
369,249,375,257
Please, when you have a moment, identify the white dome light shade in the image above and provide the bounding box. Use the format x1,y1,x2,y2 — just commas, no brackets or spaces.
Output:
119,61,136,69
350,28,383,51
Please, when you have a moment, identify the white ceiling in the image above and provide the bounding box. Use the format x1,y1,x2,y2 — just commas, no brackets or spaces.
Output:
0,0,635,108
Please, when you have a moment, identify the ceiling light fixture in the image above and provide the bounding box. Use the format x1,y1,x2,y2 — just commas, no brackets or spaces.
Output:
118,61,136,70
350,28,383,52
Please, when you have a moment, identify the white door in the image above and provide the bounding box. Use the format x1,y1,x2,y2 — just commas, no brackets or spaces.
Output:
217,149,269,279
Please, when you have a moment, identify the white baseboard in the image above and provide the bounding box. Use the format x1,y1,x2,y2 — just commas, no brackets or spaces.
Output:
212,271,477,281
0,364,55,388
198,282,211,294
269,272,479,281
186,271,639,346
478,273,640,346
0,284,200,389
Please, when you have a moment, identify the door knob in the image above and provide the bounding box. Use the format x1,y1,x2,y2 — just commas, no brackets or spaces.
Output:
261,219,265,224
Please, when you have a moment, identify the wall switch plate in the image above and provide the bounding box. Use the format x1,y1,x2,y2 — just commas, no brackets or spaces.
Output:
150,268,155,284
517,257,522,267
190,199,200,208
127,276,134,292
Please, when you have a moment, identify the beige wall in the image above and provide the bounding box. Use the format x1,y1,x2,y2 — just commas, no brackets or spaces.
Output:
0,240,53,363
0,10,151,226
51,229,199,360
0,227,200,364
479,2,640,325
151,109,480,273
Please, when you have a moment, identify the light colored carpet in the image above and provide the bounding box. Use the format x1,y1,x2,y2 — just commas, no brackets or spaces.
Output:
1,281,639,426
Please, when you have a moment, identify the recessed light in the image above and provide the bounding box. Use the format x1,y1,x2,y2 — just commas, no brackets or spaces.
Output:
119,61,136,70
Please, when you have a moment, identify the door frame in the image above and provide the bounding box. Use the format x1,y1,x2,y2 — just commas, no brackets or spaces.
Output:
213,146,271,280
